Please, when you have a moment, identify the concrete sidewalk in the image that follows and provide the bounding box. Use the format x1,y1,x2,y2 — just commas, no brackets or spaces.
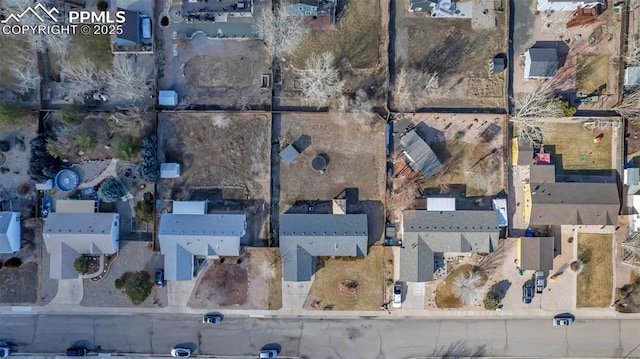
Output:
3,303,640,320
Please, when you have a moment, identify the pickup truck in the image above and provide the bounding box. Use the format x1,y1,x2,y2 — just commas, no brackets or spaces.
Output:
535,271,546,294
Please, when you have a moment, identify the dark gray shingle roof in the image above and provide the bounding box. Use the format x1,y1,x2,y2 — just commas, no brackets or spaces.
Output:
526,48,558,78
279,214,368,281
400,210,500,282
400,129,443,178
519,237,554,271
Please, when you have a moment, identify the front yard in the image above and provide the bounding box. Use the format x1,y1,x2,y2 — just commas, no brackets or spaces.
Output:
577,233,613,307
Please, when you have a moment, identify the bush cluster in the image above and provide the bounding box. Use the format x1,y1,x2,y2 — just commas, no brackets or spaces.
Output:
138,133,159,182
28,134,59,182
98,178,123,203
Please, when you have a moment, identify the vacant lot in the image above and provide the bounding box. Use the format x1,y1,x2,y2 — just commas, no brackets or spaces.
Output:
395,14,506,108
162,37,270,108
293,0,382,69
305,246,384,311
158,112,271,200
544,122,613,171
190,248,282,309
279,113,385,204
576,55,609,95
0,262,38,304
577,233,613,308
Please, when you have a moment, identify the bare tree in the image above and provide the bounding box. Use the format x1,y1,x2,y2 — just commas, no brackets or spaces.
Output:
253,3,309,58
452,269,485,306
613,87,640,121
60,58,105,98
336,88,375,113
298,52,345,108
108,106,149,137
393,68,439,112
385,169,422,219
509,81,564,144
107,55,149,102
9,47,40,95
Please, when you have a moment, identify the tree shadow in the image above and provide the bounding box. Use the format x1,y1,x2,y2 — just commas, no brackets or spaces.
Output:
174,342,198,351
491,279,512,300
72,340,93,350
430,340,487,358
260,342,282,353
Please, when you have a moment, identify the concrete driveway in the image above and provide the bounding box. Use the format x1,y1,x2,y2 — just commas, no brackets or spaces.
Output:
281,281,312,309
46,278,83,305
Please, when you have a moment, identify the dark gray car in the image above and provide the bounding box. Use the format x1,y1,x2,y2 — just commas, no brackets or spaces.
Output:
523,282,534,304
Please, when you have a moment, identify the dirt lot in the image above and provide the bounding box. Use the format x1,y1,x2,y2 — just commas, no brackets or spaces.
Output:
293,0,382,69
160,37,271,108
279,113,385,204
544,121,613,171
190,248,282,309
0,262,38,304
394,113,506,196
158,112,271,200
394,3,507,108
304,246,385,311
0,116,38,213
577,233,613,308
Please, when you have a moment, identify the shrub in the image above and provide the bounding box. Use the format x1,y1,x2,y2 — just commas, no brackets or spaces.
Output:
483,292,500,310
73,256,89,274
28,134,59,181
138,133,159,182
97,0,108,11
385,278,394,287
98,178,123,202
45,138,62,159
4,257,22,268
134,192,154,222
0,104,26,126
123,271,153,305
454,131,465,140
559,99,577,117
112,137,136,160
114,278,124,289
60,103,82,124
76,134,96,151
0,140,10,152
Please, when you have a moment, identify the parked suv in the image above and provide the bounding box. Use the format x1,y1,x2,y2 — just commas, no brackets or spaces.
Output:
392,282,402,308
535,271,546,294
155,269,165,288
202,313,223,324
522,282,534,304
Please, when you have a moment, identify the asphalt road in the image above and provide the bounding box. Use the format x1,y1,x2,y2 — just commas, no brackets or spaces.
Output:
1,315,640,358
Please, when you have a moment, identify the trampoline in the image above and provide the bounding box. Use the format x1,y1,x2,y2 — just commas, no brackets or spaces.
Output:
55,169,80,192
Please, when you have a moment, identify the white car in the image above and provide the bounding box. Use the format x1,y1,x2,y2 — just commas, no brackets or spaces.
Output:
553,315,574,326
392,282,402,308
171,348,191,357
259,349,278,358
0,347,10,357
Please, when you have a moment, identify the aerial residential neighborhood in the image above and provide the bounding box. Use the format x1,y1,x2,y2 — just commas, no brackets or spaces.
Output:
0,0,640,358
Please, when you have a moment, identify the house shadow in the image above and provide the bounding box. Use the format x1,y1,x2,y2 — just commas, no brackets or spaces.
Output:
422,183,467,197
292,134,312,153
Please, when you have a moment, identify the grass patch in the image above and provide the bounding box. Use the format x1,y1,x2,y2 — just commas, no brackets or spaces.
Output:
435,264,486,308
67,33,112,69
576,54,609,95
292,0,381,69
544,123,612,171
306,246,384,310
577,233,612,307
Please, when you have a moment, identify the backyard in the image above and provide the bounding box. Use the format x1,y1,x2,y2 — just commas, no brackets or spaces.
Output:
292,0,382,69
575,54,609,95
577,233,613,308
544,122,613,171
304,246,385,311
66,33,112,70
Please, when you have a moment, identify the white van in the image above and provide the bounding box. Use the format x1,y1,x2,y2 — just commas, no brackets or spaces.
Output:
141,17,151,39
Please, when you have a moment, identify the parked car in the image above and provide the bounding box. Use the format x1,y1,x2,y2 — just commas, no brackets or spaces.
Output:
392,282,402,308
66,347,87,356
0,346,10,357
170,348,191,357
535,271,546,294
522,282,534,304
258,349,278,358
202,313,223,324
553,313,575,326
155,269,165,288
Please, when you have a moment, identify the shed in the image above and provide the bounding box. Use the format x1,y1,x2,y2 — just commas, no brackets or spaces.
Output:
625,67,640,86
492,198,508,227
400,129,443,178
537,152,551,164
279,144,300,165
173,201,206,215
490,57,506,74
625,167,640,186
158,90,178,106
36,180,53,191
524,48,558,79
160,163,181,178
426,197,455,212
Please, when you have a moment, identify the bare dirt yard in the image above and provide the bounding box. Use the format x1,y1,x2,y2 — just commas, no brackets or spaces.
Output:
157,112,271,200
190,248,282,309
279,113,385,204
394,6,507,109
161,37,271,108
393,113,506,197
543,121,614,172
304,246,385,311
577,233,613,308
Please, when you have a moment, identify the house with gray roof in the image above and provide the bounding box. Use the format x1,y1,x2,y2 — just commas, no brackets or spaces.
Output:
524,48,558,79
284,0,336,22
401,129,443,178
518,236,554,271
400,210,500,282
279,214,368,281
158,213,246,281
0,212,20,253
43,213,119,279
